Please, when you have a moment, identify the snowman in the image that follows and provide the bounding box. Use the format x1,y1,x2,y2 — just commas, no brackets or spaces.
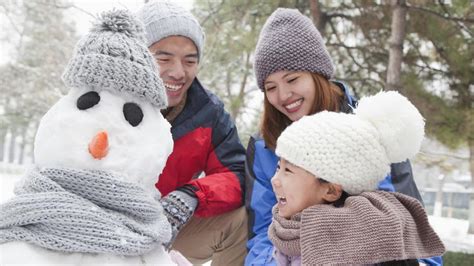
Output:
0,9,182,265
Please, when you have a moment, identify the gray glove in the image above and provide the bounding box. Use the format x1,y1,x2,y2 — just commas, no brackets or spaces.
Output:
160,189,198,248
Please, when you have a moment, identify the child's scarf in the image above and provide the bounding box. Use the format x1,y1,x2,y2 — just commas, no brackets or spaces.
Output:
268,191,445,265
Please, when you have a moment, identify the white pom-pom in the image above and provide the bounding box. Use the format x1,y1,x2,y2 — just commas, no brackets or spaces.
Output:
354,91,425,163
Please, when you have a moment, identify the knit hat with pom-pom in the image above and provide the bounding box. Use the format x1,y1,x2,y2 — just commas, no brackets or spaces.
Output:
62,9,167,108
275,91,425,195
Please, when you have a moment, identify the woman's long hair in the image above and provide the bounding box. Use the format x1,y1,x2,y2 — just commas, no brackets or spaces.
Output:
260,72,344,150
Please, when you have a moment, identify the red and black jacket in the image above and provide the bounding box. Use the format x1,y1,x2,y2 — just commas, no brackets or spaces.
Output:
156,78,246,217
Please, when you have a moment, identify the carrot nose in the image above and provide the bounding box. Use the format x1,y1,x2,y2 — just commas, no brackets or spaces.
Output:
88,131,109,159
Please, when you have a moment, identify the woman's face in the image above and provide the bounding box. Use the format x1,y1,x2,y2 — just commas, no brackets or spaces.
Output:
264,71,316,122
271,159,328,219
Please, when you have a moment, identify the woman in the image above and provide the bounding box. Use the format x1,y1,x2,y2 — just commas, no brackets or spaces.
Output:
245,8,440,266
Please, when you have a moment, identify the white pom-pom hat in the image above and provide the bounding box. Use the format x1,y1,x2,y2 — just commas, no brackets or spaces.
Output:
275,91,425,195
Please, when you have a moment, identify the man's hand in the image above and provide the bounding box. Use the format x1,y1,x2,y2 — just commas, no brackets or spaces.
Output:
160,189,198,248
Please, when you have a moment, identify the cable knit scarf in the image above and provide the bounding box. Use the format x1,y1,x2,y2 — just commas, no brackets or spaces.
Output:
0,167,171,256
268,208,302,257
268,191,445,265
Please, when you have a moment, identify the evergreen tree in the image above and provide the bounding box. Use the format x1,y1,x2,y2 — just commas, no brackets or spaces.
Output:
195,0,473,232
193,0,310,143
403,0,473,233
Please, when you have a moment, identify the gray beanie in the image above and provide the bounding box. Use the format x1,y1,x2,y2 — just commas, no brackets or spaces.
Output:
62,9,167,109
254,8,334,91
137,0,205,60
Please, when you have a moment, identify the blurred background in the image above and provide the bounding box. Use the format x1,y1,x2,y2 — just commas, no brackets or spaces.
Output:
0,0,473,263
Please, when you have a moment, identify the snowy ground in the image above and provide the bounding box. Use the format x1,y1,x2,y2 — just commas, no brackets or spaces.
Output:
0,164,25,203
428,216,474,254
1,163,473,257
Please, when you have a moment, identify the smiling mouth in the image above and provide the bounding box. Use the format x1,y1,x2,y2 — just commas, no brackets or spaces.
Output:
278,196,287,205
164,83,183,92
284,99,303,111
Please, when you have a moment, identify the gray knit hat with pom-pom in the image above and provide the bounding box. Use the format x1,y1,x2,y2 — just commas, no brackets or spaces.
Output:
62,9,167,108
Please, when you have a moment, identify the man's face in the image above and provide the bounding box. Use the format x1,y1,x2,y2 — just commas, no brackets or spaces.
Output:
149,36,199,107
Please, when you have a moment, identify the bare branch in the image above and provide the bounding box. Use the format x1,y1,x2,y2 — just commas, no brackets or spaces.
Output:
438,0,473,36
0,6,22,35
232,50,252,118
419,149,469,161
69,5,96,18
199,0,225,27
327,20,365,70
407,4,474,24
34,0,96,18
326,12,353,20
405,38,450,75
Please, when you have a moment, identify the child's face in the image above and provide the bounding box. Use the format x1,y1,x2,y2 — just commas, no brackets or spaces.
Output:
271,159,328,219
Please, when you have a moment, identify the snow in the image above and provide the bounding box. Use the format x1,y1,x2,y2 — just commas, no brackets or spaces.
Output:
2,165,474,261
0,77,177,264
34,87,173,195
0,165,177,265
0,166,23,203
0,240,176,265
428,216,474,254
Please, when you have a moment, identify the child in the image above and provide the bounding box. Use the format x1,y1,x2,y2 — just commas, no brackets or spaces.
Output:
268,91,445,265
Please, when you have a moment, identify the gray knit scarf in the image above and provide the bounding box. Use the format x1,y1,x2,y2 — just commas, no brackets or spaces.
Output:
0,167,171,256
268,191,445,265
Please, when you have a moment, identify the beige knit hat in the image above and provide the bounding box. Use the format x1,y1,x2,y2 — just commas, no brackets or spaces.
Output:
275,91,425,195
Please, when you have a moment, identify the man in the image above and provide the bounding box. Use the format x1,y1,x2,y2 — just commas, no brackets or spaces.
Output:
137,1,247,265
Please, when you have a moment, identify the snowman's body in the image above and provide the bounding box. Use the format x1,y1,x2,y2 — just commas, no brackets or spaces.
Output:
0,241,174,265
0,88,175,265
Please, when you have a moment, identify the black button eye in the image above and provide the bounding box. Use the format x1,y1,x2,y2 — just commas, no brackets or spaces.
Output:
123,102,143,127
77,91,100,110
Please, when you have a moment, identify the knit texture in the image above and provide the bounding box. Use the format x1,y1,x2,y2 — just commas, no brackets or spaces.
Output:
277,111,388,194
0,167,172,256
161,190,197,233
268,191,445,264
138,0,205,60
62,9,167,109
254,8,334,91
268,208,301,257
275,91,425,195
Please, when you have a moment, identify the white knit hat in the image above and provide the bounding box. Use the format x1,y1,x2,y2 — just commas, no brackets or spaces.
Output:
275,91,425,195
137,0,205,60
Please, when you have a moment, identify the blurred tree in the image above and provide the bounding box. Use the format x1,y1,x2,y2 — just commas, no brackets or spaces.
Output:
195,0,473,232
386,0,407,91
309,1,473,232
402,0,473,233
193,0,312,144
0,0,77,163
193,0,266,143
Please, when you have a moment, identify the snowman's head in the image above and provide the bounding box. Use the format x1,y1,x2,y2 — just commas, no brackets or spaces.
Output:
33,10,173,193
34,86,173,192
